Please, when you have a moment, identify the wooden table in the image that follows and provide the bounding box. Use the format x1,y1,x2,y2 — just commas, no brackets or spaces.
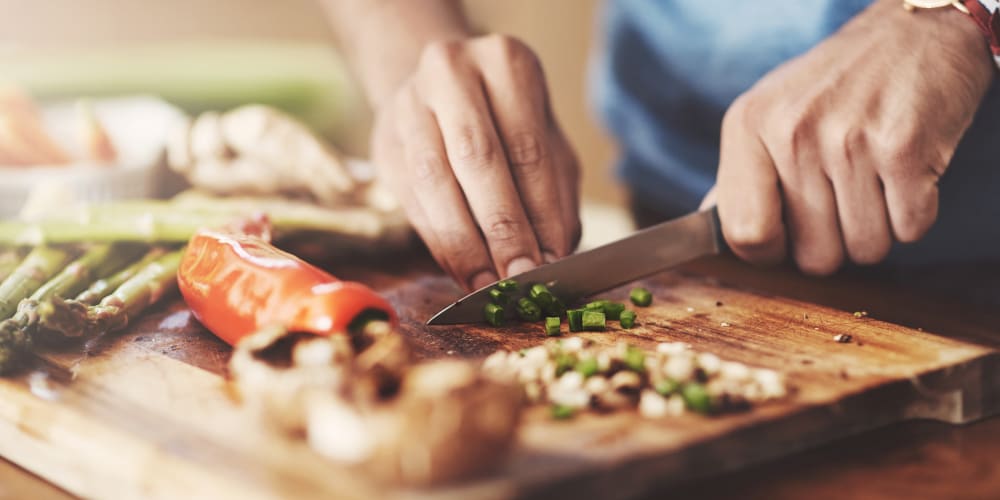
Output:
1,252,998,500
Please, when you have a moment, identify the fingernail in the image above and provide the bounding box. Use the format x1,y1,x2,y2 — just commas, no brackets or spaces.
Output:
506,257,537,277
470,270,498,290
542,251,558,264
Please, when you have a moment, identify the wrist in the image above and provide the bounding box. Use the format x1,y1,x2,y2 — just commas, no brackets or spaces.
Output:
897,0,996,72
322,0,471,109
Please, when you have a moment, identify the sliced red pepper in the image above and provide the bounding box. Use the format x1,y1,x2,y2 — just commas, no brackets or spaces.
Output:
178,228,397,346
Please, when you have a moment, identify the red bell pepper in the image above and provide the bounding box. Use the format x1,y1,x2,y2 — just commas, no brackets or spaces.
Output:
178,228,397,346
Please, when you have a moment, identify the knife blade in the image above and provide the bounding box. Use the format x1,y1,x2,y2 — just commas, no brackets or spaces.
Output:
426,207,726,325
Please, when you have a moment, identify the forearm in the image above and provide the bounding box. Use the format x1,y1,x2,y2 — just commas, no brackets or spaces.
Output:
321,0,471,108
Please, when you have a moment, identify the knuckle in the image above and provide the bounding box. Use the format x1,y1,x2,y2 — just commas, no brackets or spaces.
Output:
483,213,528,244
507,130,546,167
420,40,465,69
409,149,447,183
483,34,534,62
451,125,498,166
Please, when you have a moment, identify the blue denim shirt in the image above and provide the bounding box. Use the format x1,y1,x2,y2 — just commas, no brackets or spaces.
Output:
593,0,1000,266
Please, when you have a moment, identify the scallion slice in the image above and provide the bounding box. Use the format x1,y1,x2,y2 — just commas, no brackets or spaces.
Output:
620,310,637,329
582,310,606,331
545,316,561,336
630,287,652,307
567,309,584,332
484,303,505,326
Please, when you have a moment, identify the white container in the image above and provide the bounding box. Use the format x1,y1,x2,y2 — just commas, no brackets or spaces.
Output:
0,95,188,217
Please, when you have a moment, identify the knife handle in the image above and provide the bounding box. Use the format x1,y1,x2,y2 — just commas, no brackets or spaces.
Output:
707,206,730,254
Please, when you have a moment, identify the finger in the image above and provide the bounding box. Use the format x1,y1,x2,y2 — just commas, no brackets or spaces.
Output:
392,88,498,290
881,168,939,244
418,61,543,278
474,37,574,260
371,109,455,280
716,103,787,265
778,154,845,276
826,135,892,264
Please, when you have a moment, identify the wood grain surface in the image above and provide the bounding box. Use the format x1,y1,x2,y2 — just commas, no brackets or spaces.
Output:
0,252,997,499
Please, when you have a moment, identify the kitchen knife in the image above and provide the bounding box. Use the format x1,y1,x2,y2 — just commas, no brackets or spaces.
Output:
426,206,726,325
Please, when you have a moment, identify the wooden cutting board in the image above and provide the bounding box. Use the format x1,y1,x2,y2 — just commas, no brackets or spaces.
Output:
0,255,997,500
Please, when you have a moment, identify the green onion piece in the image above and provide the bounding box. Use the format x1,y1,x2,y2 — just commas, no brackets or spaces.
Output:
682,383,712,414
484,303,505,326
584,299,626,320
575,357,598,377
624,345,645,372
497,279,519,292
544,297,566,317
620,310,637,329
551,404,576,420
555,352,576,376
545,316,561,336
655,379,680,396
488,288,509,305
518,348,528,357
603,302,626,320
516,297,542,322
529,284,556,311
630,287,652,307
567,309,584,332
582,310,606,331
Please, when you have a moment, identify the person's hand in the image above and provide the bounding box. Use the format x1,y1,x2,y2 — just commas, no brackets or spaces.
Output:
703,0,994,274
370,34,581,290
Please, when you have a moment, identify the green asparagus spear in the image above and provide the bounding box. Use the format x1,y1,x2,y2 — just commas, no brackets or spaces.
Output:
75,247,167,305
37,248,184,338
0,198,393,245
29,243,145,304
0,249,25,283
0,246,74,320
88,248,183,333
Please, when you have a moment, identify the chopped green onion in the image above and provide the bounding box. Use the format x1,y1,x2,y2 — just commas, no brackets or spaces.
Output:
567,309,584,332
630,287,652,307
682,383,712,414
530,283,551,297
497,279,518,292
624,345,645,372
488,288,509,305
582,310,606,331
544,297,566,317
518,348,528,357
529,283,556,311
555,352,576,376
575,357,599,377
551,404,576,420
545,316,561,336
516,297,542,322
603,302,626,320
484,303,505,326
655,379,680,396
584,299,625,320
620,310,637,329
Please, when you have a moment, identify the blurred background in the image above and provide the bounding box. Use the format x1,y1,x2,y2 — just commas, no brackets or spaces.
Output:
0,0,622,207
